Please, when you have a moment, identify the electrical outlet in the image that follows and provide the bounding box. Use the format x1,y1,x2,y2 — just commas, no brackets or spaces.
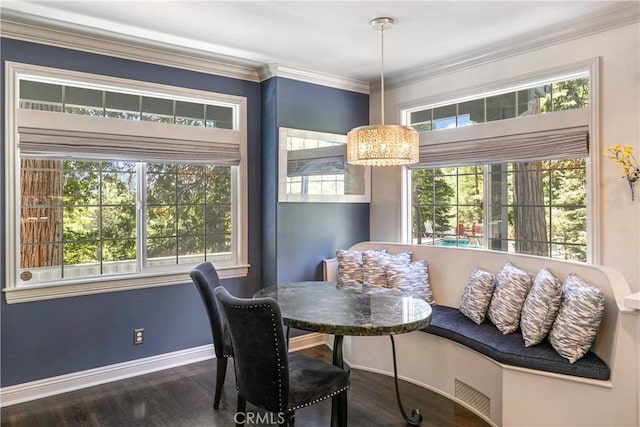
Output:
133,328,144,345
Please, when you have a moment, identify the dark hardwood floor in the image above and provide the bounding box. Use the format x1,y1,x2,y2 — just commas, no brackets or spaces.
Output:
1,346,490,427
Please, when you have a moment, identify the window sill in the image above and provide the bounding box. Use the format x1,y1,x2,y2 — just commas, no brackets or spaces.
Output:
3,264,250,304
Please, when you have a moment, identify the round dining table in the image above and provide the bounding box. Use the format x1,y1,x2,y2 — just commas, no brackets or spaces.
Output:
254,281,432,426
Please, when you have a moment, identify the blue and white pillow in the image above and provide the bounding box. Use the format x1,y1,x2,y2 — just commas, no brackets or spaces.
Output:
336,249,385,289
362,251,412,289
487,263,533,334
459,268,495,325
549,274,605,363
385,260,434,304
520,268,562,346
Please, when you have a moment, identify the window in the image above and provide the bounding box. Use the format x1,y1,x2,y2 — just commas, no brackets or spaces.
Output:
5,63,248,303
405,71,592,262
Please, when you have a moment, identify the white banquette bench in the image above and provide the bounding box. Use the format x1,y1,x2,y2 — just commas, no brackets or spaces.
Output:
322,242,639,427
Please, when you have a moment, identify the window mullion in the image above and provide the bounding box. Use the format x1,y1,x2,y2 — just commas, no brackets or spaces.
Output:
483,165,490,249
136,162,147,273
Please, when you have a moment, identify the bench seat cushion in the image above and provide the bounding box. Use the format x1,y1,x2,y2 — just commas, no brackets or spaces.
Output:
422,305,610,380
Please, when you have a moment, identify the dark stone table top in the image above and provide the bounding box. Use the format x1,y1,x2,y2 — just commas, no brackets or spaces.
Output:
254,281,432,336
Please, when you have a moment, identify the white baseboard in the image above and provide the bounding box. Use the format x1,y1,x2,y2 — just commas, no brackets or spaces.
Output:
288,332,326,352
0,333,326,408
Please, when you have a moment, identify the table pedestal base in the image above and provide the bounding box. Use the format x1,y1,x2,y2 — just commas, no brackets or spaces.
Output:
331,335,422,426
390,335,423,425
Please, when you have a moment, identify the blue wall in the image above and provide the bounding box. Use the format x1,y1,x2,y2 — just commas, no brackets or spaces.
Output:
0,38,262,387
0,39,371,387
261,77,370,286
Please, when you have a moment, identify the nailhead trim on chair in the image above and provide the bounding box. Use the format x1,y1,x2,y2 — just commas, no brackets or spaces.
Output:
288,385,350,411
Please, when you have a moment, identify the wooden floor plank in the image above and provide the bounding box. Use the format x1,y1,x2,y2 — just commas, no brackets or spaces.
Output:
1,346,490,426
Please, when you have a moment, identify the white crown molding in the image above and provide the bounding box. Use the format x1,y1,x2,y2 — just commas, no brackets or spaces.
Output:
0,16,369,93
0,17,262,83
381,2,640,91
0,335,326,407
260,63,369,94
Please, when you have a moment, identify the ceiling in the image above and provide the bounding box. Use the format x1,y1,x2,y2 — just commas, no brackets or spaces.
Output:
1,1,638,85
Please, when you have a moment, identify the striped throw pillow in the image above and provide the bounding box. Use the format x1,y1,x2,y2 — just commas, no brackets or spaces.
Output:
385,260,434,304
459,268,495,324
362,251,412,289
549,274,605,363
336,249,385,289
520,268,562,346
488,262,533,334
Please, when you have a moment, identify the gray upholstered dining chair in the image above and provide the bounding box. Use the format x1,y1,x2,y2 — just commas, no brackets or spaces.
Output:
214,287,349,427
189,262,234,409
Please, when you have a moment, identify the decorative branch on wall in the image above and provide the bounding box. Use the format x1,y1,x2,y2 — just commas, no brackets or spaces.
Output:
604,144,640,201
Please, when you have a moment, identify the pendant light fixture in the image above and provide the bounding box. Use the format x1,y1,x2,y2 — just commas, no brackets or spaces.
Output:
347,17,419,167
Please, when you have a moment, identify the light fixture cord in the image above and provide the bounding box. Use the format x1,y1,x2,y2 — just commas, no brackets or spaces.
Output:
380,22,385,125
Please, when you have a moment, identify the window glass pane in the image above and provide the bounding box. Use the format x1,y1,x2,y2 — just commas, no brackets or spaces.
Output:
19,158,65,282
102,172,136,205
545,77,590,112
63,241,100,276
178,236,205,264
102,207,137,239
65,86,104,116
102,239,137,274
20,80,63,111
458,99,485,125
177,165,206,204
145,163,232,266
105,92,140,120
206,105,233,129
19,243,62,284
176,101,205,126
20,80,62,102
409,109,433,132
62,206,99,241
62,161,100,206
410,109,431,125
147,169,177,205
206,166,232,203
516,87,547,116
21,158,64,206
146,237,177,264
207,234,232,260
142,96,174,123
178,205,205,235
433,105,458,130
486,92,516,122
147,206,177,238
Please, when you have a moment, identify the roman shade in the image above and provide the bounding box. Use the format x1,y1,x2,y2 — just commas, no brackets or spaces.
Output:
17,109,241,165
411,108,589,168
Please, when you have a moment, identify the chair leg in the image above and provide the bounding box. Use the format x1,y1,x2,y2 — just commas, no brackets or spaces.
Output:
339,391,348,427
236,396,246,427
214,357,228,409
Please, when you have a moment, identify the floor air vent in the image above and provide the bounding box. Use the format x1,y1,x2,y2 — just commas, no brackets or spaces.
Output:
454,379,490,418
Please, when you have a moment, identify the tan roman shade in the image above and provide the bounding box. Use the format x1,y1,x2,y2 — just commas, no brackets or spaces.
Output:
18,109,241,165
411,108,589,168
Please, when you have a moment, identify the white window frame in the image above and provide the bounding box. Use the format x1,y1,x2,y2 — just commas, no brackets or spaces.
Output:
4,62,249,303
400,58,600,264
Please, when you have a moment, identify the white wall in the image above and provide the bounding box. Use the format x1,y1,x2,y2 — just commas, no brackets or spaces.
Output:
370,23,640,293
